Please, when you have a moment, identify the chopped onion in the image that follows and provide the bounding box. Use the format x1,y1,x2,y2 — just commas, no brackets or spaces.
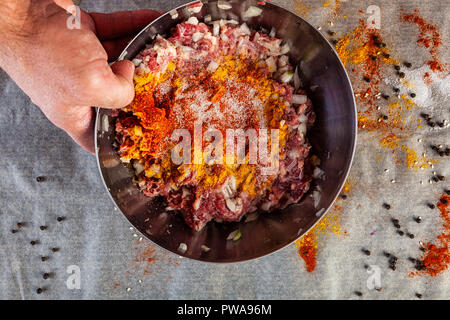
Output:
217,1,232,10
278,55,289,67
280,71,294,83
291,94,307,105
265,56,276,72
298,123,307,136
211,22,219,36
169,9,178,19
293,65,301,89
178,243,187,253
192,32,204,42
102,158,120,168
279,43,290,55
207,60,219,72
133,161,145,175
240,23,251,35
221,33,229,41
101,114,109,132
201,245,211,252
131,58,142,67
186,17,199,25
315,208,325,217
313,167,325,179
269,26,276,37
204,14,212,22
312,190,321,208
244,6,263,18
227,229,242,241
187,3,203,13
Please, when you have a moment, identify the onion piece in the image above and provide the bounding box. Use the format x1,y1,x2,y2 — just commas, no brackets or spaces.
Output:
201,245,211,252
269,27,276,37
265,56,276,72
279,43,290,55
217,1,232,10
212,22,220,36
291,94,307,105
313,167,325,179
186,17,199,25
240,23,251,35
293,65,302,89
227,229,242,241
312,190,321,208
207,60,219,72
132,58,142,67
280,71,294,83
204,14,212,23
169,9,178,19
178,243,187,253
244,6,263,18
192,32,204,42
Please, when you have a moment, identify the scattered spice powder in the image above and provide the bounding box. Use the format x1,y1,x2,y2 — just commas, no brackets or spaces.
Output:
401,9,447,74
295,232,317,272
293,0,311,17
413,194,450,277
295,200,345,272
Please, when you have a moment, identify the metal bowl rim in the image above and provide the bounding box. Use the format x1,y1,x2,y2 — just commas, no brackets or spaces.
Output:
94,0,357,263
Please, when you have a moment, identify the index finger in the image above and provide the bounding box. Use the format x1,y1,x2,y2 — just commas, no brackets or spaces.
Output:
89,10,163,41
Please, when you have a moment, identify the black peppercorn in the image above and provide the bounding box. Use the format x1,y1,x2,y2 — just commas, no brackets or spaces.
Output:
41,256,48,262
403,62,412,68
36,176,46,182
415,293,422,299
11,229,18,234
383,203,391,210
36,288,43,294
40,225,47,231
354,291,363,297
362,249,371,256
57,216,65,222
397,230,404,236
410,93,416,98
43,273,50,280
51,247,59,253
394,65,401,71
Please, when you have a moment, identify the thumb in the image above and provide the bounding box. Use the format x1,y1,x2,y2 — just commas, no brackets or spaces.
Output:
90,60,135,109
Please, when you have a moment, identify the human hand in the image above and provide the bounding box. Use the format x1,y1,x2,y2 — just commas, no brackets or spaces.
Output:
0,0,161,153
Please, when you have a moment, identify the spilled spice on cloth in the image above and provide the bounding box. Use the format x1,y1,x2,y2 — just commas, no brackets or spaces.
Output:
335,19,434,170
413,194,450,277
293,0,311,18
295,201,345,272
401,9,447,73
296,232,317,272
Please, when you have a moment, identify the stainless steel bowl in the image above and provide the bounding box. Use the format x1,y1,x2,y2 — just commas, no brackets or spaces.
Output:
95,0,356,262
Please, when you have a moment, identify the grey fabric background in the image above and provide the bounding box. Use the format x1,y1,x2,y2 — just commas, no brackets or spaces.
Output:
0,0,449,299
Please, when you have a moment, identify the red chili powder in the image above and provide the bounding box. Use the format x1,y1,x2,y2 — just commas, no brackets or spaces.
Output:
296,232,317,272
415,194,450,277
401,9,447,73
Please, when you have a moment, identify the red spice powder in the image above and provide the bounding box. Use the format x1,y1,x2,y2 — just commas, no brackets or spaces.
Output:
297,233,317,272
415,194,450,277
401,9,447,73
